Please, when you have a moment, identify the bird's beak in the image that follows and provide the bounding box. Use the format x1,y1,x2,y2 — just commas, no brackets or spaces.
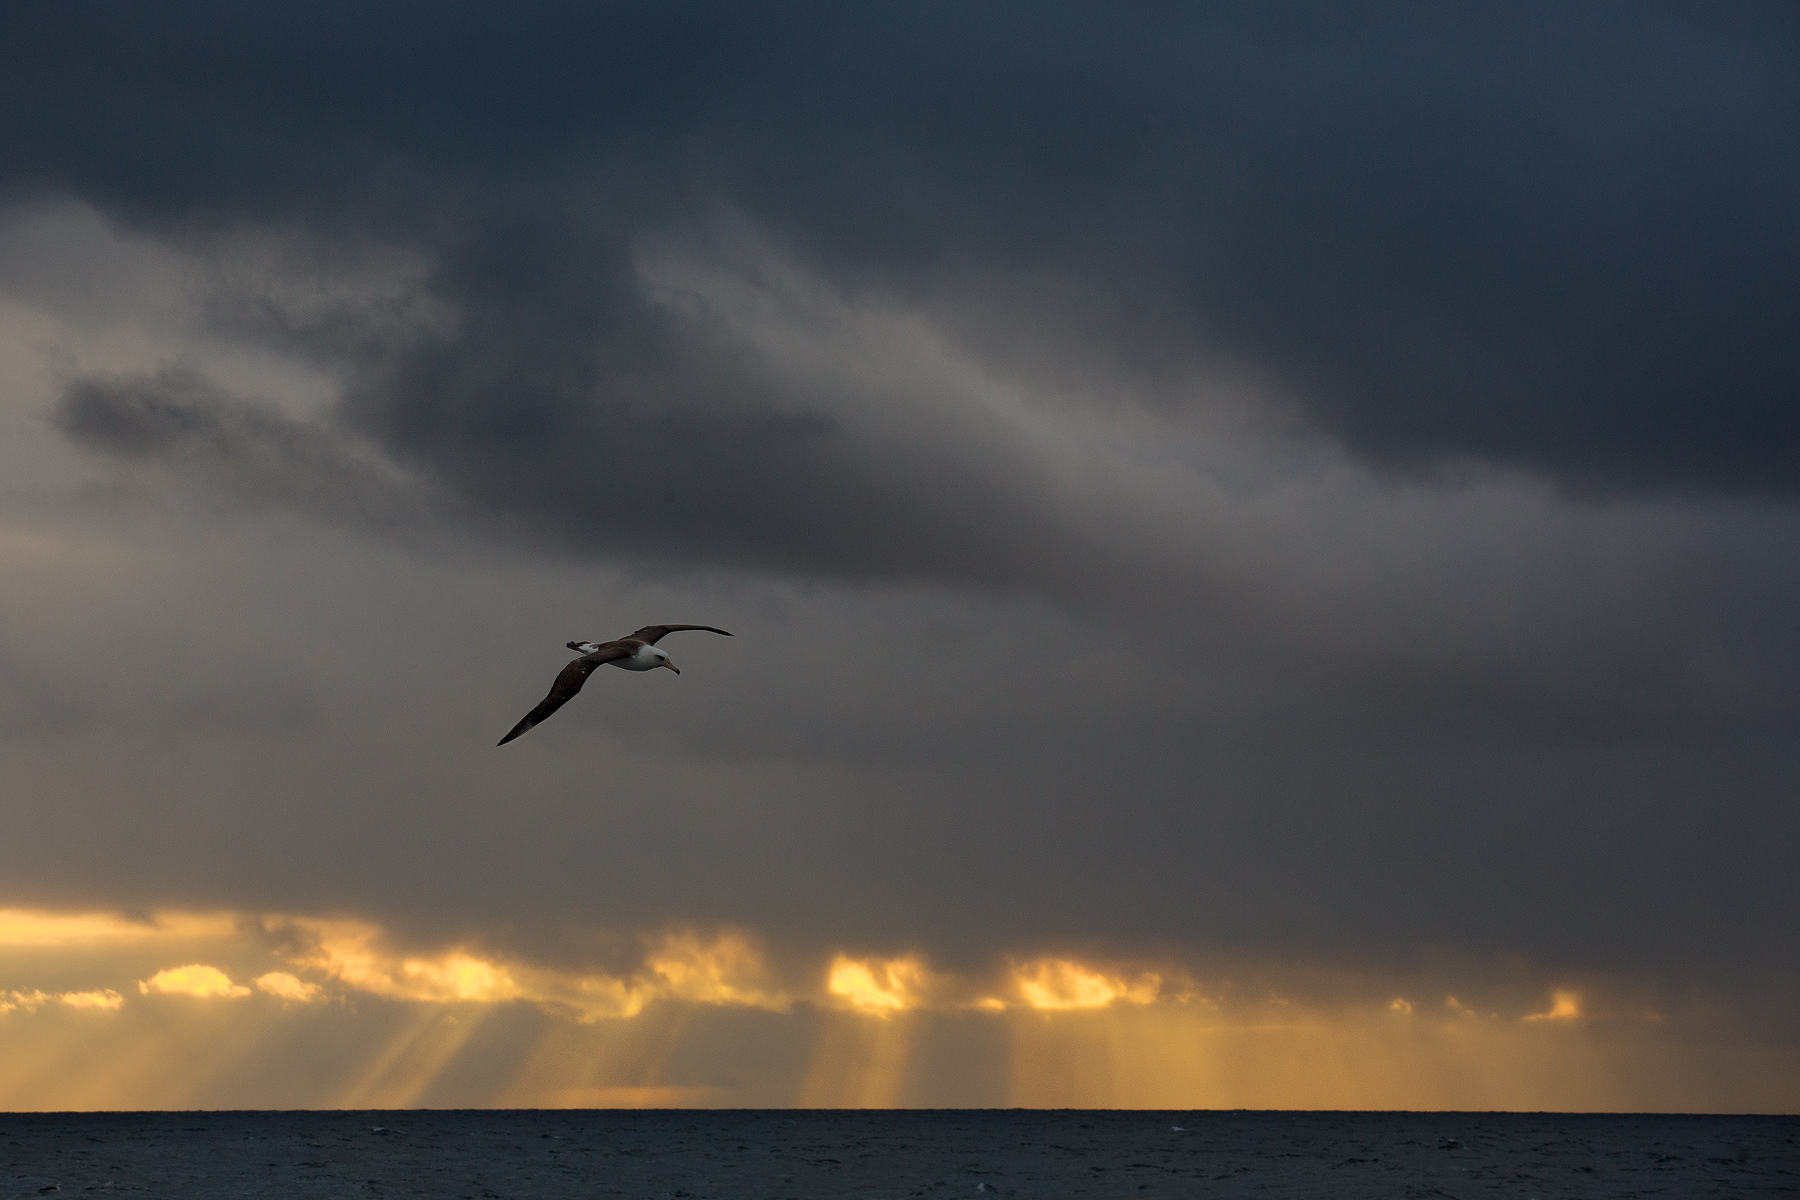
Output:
663,658,680,674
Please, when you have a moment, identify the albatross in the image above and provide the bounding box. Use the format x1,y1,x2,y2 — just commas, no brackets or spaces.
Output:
497,624,732,746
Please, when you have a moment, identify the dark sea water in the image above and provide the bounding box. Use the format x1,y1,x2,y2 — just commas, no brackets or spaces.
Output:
3,1110,1794,1199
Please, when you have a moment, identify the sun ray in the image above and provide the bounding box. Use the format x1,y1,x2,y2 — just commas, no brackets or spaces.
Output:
797,1012,917,1107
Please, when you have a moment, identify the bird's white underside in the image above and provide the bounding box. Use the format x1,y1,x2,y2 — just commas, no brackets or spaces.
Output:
570,640,666,669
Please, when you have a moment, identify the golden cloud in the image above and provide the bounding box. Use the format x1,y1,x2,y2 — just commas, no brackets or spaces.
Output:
254,971,321,1002
282,920,521,1004
1006,958,1161,1010
642,932,782,1011
1524,989,1583,1022
139,965,251,998
274,919,784,1020
826,955,925,1015
3,908,1192,1023
537,931,785,1021
1,988,124,1013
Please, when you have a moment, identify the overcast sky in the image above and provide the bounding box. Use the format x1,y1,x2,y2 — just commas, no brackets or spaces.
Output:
1,1,1796,1110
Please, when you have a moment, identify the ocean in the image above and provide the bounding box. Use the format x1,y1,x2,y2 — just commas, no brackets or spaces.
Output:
3,1109,1793,1198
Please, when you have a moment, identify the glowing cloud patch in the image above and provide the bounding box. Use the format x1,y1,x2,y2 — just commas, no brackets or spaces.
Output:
1011,959,1160,1010
139,965,251,998
498,931,789,1021
273,919,788,1019
399,953,520,1004
1524,989,1583,1022
1,988,124,1013
284,920,520,1004
255,971,321,1002
1389,997,1414,1014
827,955,924,1015
645,932,780,1010
555,974,656,1021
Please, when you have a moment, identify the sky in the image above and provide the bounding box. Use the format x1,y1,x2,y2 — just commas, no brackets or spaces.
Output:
1,1,1797,1111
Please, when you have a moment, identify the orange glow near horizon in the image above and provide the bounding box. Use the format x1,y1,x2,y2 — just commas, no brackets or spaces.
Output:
0,905,1794,1112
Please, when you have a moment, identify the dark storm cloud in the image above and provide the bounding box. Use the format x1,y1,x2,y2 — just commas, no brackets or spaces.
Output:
6,0,1798,581
55,367,426,531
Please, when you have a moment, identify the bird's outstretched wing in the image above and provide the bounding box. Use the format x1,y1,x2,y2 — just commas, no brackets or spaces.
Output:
627,624,733,645
497,645,631,745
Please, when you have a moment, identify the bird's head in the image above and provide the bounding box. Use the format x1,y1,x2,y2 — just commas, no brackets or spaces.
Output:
657,650,679,674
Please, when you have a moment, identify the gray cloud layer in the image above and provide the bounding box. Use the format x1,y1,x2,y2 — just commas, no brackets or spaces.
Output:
8,2,1799,501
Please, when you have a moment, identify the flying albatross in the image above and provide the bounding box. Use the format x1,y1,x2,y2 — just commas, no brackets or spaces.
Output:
497,624,732,746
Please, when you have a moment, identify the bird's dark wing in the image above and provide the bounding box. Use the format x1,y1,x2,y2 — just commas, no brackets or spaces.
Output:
497,645,631,746
627,625,733,645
